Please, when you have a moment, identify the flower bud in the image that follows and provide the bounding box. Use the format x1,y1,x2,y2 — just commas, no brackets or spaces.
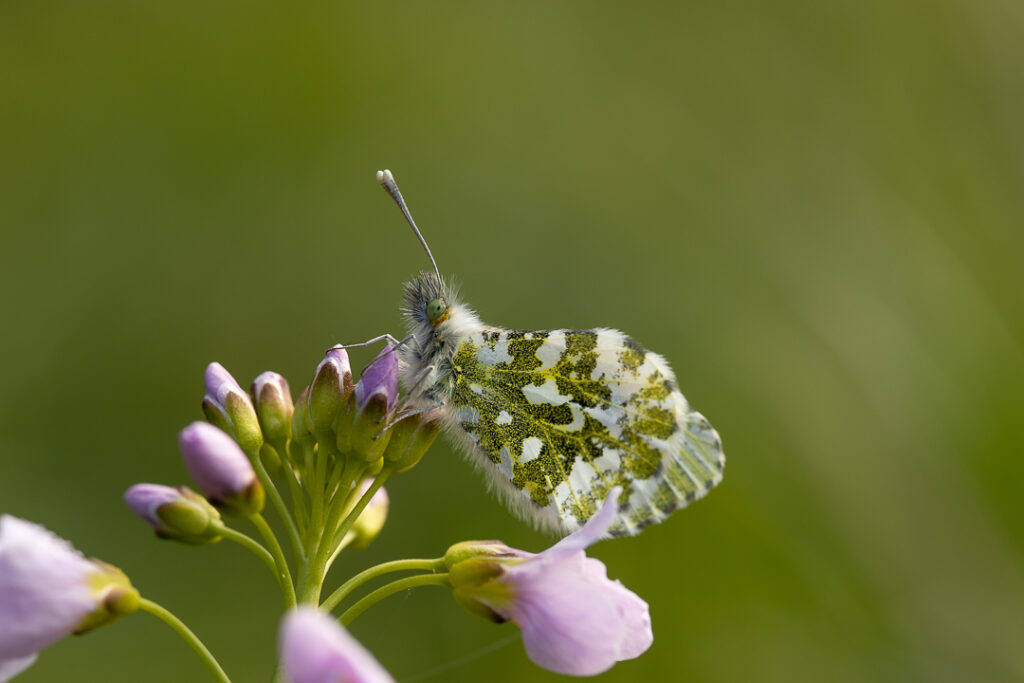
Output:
291,385,315,446
354,345,398,414
203,362,263,456
251,371,293,445
348,346,399,463
309,348,353,435
179,422,264,515
124,484,222,545
382,409,441,472
347,481,389,550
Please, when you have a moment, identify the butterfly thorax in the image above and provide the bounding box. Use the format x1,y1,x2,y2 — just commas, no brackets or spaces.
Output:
399,272,484,405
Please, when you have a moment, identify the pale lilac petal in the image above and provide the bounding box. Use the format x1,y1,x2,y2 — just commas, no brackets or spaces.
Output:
502,553,629,676
486,512,652,676
318,348,352,384
543,486,621,562
577,557,652,659
124,484,182,528
204,362,244,406
279,607,394,683
354,345,398,412
0,653,37,682
0,516,96,661
179,422,255,500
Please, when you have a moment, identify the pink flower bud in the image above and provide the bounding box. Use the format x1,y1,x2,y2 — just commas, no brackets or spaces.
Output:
124,484,222,545
179,422,263,515
354,345,398,414
203,362,262,455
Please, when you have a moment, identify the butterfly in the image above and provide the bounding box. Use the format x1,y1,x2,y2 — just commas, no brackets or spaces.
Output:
370,170,724,537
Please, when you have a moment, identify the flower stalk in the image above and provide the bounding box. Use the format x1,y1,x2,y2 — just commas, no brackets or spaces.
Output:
138,599,230,683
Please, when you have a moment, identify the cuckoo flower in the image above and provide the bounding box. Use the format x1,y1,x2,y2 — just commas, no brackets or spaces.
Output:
179,422,264,515
279,607,394,683
446,488,652,676
353,345,398,415
0,516,139,680
347,345,400,463
309,348,353,434
124,484,222,545
251,371,294,445
202,362,262,454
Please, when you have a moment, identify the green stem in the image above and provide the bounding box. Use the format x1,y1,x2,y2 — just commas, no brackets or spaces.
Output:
248,514,297,607
138,598,230,683
316,463,364,558
297,464,385,605
321,557,446,612
252,455,303,560
213,524,278,580
323,533,355,576
270,439,309,539
307,443,330,554
339,574,450,625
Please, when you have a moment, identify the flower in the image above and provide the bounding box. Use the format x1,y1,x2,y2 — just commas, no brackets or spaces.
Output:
0,516,139,679
124,484,222,545
309,348,353,433
251,371,294,445
353,346,398,415
381,408,441,472
179,422,264,515
346,346,400,463
202,362,262,455
446,488,652,676
278,606,394,683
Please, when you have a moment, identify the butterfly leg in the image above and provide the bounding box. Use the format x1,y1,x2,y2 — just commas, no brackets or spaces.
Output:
376,402,446,435
326,334,412,355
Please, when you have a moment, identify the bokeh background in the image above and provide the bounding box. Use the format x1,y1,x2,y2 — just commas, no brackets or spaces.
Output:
3,1,1024,681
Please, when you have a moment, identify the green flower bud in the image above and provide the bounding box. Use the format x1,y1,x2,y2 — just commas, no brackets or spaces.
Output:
203,363,263,457
251,372,293,445
348,396,393,464
291,385,314,447
309,348,353,435
125,484,223,545
382,410,441,472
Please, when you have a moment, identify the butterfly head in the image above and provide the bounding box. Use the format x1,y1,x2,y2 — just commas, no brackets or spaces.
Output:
402,272,456,326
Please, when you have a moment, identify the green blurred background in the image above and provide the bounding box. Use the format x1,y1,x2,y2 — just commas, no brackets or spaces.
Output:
2,1,1023,681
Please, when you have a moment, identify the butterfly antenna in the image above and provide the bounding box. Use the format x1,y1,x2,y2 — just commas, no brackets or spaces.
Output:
376,169,442,285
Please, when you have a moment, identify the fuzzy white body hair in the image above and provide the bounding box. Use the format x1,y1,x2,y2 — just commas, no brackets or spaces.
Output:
397,272,567,534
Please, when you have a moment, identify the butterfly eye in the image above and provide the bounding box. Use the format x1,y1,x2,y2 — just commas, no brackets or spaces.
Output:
426,298,447,323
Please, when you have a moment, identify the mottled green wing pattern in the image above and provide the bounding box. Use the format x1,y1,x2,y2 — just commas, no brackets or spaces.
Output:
446,327,724,536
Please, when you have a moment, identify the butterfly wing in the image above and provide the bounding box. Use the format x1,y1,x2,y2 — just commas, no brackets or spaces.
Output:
445,327,724,537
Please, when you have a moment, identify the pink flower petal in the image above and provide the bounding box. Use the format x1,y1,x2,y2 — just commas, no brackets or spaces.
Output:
279,607,393,683
0,516,96,662
543,487,622,562
0,653,37,682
